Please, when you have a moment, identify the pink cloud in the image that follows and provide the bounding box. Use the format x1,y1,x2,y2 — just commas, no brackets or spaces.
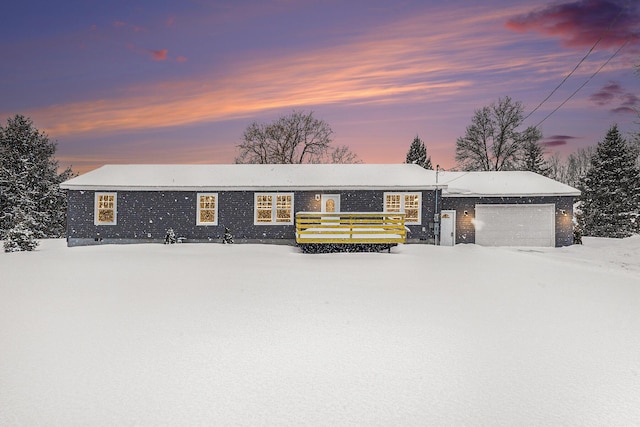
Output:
506,0,640,50
151,49,168,61
113,20,145,33
127,44,184,63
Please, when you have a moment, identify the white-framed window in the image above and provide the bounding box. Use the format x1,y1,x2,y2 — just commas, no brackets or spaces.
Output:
384,192,421,224
254,193,294,225
94,192,117,225
197,193,218,225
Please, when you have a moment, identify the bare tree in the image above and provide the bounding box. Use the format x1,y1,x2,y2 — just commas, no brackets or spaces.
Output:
330,145,362,164
566,146,595,187
547,146,596,187
455,97,538,171
235,110,359,164
547,152,567,183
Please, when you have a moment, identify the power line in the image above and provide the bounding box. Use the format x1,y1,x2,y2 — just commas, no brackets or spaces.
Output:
523,0,631,123
533,38,630,128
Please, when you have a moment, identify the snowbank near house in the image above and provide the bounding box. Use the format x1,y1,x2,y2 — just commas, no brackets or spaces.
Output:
1,238,639,426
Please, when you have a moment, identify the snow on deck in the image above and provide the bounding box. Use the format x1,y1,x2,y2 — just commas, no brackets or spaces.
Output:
296,228,404,241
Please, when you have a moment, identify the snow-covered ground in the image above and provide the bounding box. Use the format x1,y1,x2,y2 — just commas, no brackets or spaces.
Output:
1,238,639,426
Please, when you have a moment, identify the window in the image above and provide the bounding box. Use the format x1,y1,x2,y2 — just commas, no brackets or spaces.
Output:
197,193,218,225
95,193,117,225
384,192,421,224
254,193,293,224
386,194,401,213
256,194,273,223
404,194,420,223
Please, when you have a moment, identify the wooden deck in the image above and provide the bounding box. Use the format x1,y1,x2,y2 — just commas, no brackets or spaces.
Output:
295,212,407,244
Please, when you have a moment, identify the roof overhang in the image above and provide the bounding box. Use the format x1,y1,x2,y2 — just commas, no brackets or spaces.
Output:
442,191,581,198
61,184,443,191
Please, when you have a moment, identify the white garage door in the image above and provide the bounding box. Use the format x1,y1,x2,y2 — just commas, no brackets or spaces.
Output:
475,204,555,247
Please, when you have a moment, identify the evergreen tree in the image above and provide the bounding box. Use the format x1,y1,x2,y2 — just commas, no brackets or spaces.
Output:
3,206,39,252
0,115,74,239
520,127,549,176
579,125,640,238
405,135,433,169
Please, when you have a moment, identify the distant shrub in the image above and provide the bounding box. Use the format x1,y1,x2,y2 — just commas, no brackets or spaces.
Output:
164,228,177,244
223,227,234,244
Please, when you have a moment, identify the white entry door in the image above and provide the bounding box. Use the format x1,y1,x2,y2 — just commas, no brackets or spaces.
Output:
440,210,456,246
321,194,340,213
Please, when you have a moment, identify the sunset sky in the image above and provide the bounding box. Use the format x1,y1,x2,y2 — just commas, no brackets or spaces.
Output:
2,0,639,174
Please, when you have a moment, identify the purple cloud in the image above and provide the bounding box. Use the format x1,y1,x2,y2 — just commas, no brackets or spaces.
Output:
620,93,640,107
589,81,624,105
611,106,637,114
541,135,579,147
589,81,639,114
506,0,640,50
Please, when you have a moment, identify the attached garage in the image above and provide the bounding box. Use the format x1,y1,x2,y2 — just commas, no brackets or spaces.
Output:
475,204,555,247
439,171,580,247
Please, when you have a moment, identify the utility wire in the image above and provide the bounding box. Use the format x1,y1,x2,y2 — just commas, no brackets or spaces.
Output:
523,0,631,122
533,38,630,128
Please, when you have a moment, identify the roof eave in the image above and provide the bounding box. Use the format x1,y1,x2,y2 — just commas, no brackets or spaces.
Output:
61,184,446,192
442,192,581,198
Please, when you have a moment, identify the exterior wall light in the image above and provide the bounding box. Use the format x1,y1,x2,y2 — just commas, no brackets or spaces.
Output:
463,210,468,216
560,209,567,216
315,194,320,201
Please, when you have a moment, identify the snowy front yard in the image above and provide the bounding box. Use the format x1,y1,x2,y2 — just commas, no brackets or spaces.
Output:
1,238,639,426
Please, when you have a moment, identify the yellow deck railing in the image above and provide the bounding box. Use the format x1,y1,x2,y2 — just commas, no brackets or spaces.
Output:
295,212,406,244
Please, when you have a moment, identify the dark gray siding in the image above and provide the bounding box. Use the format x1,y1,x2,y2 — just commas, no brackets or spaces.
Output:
440,196,575,247
67,189,439,245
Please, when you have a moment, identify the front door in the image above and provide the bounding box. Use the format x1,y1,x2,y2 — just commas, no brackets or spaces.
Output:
440,210,456,246
321,194,340,213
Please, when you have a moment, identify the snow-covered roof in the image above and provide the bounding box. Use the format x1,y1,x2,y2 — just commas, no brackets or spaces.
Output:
60,164,441,191
61,165,580,196
439,171,580,197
